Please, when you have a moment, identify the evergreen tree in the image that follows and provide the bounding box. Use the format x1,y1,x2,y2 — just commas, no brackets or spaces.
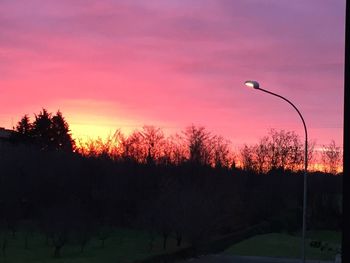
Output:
32,109,53,150
12,114,33,144
51,111,74,152
12,109,75,152
15,115,32,135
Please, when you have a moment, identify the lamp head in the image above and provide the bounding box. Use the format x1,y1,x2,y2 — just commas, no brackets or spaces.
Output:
244,80,260,89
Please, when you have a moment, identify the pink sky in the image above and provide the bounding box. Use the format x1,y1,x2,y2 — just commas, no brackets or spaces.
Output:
0,0,345,148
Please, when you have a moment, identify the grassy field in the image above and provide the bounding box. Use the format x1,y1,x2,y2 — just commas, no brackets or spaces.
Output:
224,231,341,261
0,228,186,263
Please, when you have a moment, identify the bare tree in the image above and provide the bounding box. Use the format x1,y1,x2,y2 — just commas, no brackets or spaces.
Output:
240,145,256,171
43,205,72,258
241,129,305,173
120,130,145,163
184,125,213,166
109,129,126,160
212,136,231,168
321,140,342,174
140,125,165,165
265,129,303,171
165,134,187,165
253,136,269,173
307,140,316,166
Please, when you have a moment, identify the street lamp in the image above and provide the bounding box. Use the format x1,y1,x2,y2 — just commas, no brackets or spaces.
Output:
245,80,308,263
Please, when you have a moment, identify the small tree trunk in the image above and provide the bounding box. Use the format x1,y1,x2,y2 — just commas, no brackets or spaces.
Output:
45,234,50,246
2,238,7,257
176,234,182,247
163,234,168,250
148,233,155,252
24,234,29,249
80,239,88,253
54,245,62,258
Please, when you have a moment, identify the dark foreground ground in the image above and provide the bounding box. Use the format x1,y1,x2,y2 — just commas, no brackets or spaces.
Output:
180,255,334,263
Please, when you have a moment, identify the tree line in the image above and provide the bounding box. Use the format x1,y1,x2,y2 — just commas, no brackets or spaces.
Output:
0,109,342,258
10,109,342,174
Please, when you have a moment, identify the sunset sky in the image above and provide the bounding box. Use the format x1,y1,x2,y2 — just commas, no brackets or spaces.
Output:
0,0,345,149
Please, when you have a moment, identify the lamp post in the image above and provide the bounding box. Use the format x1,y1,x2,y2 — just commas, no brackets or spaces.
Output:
245,80,308,263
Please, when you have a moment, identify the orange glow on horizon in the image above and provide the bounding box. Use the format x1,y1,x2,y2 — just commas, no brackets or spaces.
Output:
67,115,138,144
47,99,140,143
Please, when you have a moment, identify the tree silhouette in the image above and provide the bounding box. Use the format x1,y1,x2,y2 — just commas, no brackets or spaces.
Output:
240,129,305,173
321,140,342,174
32,109,53,150
253,136,269,173
240,145,256,171
140,125,165,165
12,115,33,144
15,115,32,136
184,125,212,166
266,129,303,171
120,130,145,163
12,109,74,152
51,111,74,152
212,135,231,168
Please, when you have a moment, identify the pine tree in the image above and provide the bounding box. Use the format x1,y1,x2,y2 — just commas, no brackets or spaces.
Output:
32,109,53,150
11,114,33,144
12,109,75,152
51,111,74,152
15,115,32,135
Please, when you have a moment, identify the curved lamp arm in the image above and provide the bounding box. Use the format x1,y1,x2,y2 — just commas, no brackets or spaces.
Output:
245,80,308,263
257,87,308,163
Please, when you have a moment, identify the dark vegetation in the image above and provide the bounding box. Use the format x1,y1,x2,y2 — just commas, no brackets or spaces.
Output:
0,109,342,260
225,232,341,260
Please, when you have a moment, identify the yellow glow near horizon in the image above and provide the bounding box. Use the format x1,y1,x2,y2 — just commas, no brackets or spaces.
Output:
68,118,137,143
59,99,178,143
50,99,140,143
70,123,117,141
